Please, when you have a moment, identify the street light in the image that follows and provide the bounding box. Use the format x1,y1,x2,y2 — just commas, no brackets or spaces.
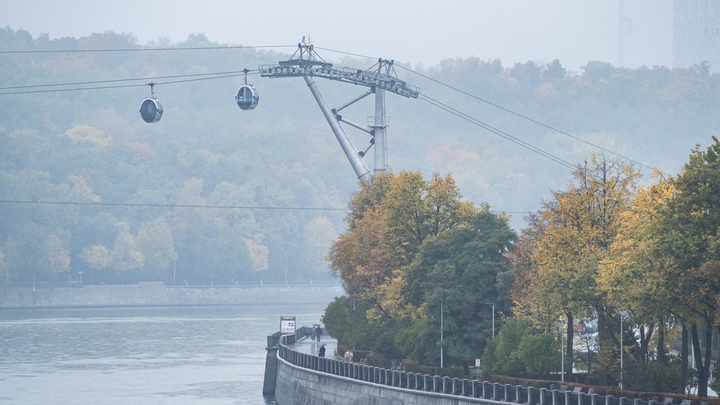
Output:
485,302,495,337
440,300,444,368
559,316,567,382
620,311,626,390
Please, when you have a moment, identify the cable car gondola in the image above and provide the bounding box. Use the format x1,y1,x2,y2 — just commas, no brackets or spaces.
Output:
236,69,259,110
140,82,163,123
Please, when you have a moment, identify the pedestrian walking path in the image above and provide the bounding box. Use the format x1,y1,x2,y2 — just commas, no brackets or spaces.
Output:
292,333,338,360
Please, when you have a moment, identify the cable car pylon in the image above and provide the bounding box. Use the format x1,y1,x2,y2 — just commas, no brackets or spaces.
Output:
259,41,419,184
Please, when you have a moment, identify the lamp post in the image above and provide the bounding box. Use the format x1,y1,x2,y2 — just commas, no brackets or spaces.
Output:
560,316,567,382
440,300,444,368
620,312,624,390
485,302,495,337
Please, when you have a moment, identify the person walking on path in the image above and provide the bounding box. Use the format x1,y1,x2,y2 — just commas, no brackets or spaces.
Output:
310,326,317,342
319,345,326,358
316,327,322,342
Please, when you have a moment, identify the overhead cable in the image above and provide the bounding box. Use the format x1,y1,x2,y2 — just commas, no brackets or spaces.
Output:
0,44,296,54
419,93,575,170
313,46,376,60
0,199,527,215
0,69,257,90
0,72,248,95
396,64,654,171
302,46,653,171
0,200,348,211
0,42,649,170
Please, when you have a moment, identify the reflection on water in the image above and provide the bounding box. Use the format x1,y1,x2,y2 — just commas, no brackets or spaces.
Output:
0,305,327,404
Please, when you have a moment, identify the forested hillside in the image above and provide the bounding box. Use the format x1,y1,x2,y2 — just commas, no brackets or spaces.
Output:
1,27,718,287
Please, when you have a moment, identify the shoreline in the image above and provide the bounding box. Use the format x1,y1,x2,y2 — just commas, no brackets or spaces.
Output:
1,283,343,310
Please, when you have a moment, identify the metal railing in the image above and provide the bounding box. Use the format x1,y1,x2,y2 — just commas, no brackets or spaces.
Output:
277,336,670,405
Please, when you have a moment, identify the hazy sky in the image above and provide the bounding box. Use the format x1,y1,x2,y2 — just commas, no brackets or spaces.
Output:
1,0,673,72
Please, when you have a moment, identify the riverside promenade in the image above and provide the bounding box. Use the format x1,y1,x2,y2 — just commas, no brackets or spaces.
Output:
267,326,703,405
290,330,339,360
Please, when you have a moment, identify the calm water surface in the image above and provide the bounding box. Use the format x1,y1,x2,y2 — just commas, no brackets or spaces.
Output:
0,304,328,404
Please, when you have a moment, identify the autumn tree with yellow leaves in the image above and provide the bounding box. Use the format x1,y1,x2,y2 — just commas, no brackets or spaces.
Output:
513,154,641,383
514,140,720,393
654,137,720,397
597,172,683,391
324,170,514,367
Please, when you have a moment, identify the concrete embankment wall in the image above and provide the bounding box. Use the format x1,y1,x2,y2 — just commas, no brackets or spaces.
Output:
275,355,494,405
0,283,343,309
269,336,654,405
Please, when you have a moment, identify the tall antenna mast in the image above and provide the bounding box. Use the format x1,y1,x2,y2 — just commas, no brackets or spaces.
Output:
618,0,625,67
260,41,418,184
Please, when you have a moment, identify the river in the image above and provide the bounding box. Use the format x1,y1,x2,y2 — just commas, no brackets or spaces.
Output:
0,304,329,404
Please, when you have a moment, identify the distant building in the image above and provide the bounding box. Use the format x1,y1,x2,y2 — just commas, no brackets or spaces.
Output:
673,0,720,72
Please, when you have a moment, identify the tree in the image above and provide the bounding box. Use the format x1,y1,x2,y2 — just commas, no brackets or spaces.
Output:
481,318,560,379
657,137,720,397
80,244,113,284
135,217,177,278
112,231,144,280
321,296,373,351
544,59,567,83
511,212,564,333
245,239,269,273
80,244,113,270
582,61,615,83
382,172,474,268
525,154,641,383
401,207,516,368
325,171,484,361
329,205,392,303
328,171,473,314
45,234,71,275
597,171,682,390
302,216,337,279
373,172,475,320
62,125,112,148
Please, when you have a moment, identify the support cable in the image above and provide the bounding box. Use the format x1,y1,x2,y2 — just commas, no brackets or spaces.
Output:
419,93,575,169
0,72,251,95
0,199,528,214
398,64,653,170
0,200,347,211
0,69,258,91
0,44,296,54
313,47,375,60
305,47,652,171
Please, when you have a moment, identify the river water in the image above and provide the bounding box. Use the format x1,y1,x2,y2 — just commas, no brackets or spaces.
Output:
0,304,328,404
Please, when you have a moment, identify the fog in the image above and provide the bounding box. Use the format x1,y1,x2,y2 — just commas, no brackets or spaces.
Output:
0,0,673,71
1,1,711,287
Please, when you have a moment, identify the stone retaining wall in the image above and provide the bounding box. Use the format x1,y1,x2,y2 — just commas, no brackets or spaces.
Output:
271,335,672,405
0,283,343,308
275,354,494,405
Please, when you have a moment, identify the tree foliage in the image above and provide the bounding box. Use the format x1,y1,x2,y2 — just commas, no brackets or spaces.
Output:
325,170,515,367
655,137,720,397
80,245,113,271
513,154,640,382
481,318,560,379
2,27,719,288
